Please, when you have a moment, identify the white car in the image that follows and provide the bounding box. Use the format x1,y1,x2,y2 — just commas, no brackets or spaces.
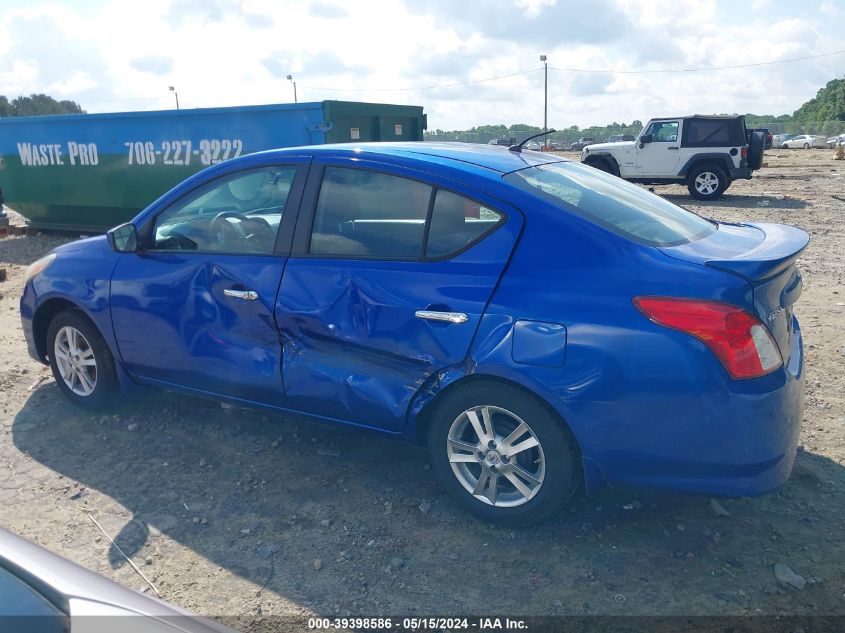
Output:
780,134,826,149
826,134,845,148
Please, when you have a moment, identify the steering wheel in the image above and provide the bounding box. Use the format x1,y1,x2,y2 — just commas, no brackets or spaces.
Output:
209,211,249,248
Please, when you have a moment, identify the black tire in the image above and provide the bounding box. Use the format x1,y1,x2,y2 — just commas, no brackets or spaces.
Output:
748,131,765,170
427,381,579,527
803,143,809,149
586,157,615,175
47,309,118,410
686,163,728,200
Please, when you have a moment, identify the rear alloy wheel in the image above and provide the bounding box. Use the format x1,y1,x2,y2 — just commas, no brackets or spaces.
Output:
447,405,545,508
803,143,810,149
429,382,578,526
687,164,728,200
47,309,118,409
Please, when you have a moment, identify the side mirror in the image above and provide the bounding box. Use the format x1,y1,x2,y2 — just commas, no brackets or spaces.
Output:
639,133,653,147
107,223,138,253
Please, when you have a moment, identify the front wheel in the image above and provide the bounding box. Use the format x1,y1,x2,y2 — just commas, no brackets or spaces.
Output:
687,164,728,200
803,143,809,149
47,309,118,409
428,382,579,526
585,158,615,175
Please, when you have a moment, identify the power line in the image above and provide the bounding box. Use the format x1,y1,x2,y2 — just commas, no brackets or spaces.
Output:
550,49,845,74
302,48,845,93
78,48,845,108
298,67,539,92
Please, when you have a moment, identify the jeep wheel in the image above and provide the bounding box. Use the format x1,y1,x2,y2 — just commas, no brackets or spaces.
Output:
687,164,728,200
586,158,615,175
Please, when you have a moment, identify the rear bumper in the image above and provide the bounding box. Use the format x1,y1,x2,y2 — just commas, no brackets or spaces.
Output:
579,318,805,497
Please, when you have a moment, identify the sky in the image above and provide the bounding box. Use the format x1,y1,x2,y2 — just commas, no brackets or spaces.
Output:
0,0,843,131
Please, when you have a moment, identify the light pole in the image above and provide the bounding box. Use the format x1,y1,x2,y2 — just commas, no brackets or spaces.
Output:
540,55,548,146
286,74,297,103
168,86,179,110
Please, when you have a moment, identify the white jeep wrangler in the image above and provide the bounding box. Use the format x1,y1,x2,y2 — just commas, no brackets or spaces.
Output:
580,115,765,200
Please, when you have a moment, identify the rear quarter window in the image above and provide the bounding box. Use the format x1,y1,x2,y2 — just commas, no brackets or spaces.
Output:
682,118,746,147
505,162,715,247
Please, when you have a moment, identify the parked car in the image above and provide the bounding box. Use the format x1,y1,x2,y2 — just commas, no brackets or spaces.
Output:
748,128,773,150
0,527,236,632
780,134,826,149
524,140,542,151
488,138,513,146
826,134,845,148
21,142,807,526
581,115,765,200
569,137,595,151
602,134,635,143
772,134,795,146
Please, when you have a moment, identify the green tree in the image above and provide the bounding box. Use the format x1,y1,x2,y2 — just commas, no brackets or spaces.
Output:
792,77,845,122
0,93,85,117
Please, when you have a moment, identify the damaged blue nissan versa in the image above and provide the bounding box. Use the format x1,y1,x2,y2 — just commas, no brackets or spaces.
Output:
20,141,808,525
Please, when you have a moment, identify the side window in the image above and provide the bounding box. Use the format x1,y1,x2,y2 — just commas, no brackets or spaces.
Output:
425,190,504,258
152,166,296,254
310,167,432,258
685,120,731,146
646,121,679,143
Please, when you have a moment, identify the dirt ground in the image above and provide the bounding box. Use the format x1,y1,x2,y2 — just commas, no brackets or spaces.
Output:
0,149,843,630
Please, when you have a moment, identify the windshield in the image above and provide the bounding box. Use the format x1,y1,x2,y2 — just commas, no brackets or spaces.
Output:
504,162,716,247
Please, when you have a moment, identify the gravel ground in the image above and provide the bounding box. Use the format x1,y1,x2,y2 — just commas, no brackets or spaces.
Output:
0,149,843,631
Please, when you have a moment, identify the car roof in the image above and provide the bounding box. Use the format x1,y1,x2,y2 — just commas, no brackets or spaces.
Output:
258,142,565,176
649,115,744,121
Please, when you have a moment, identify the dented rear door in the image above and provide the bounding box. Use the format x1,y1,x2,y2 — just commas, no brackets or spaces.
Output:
275,163,523,432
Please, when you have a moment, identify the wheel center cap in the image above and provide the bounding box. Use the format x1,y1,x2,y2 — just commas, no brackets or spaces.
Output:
485,450,501,466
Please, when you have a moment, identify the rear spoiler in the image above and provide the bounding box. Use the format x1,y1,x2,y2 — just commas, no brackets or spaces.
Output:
704,223,809,282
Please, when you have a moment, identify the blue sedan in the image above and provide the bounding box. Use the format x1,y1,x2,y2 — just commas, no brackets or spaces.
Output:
20,143,808,525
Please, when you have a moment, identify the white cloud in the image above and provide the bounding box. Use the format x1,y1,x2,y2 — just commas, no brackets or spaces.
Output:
0,0,842,130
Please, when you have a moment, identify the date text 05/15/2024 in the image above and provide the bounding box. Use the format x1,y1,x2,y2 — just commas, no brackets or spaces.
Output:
307,617,528,630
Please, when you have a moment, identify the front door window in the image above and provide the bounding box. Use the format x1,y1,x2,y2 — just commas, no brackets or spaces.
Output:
152,167,297,254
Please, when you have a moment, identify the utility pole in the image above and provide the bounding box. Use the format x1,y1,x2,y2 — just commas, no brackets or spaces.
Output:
168,86,180,110
286,74,298,103
540,55,548,146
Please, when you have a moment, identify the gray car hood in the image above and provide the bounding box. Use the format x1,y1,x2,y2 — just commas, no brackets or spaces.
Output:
0,528,237,632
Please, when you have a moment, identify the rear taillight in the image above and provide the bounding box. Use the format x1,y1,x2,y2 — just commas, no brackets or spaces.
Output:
741,147,748,158
633,297,782,380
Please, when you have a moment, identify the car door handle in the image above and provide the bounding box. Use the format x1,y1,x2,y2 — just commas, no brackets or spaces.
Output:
224,289,259,301
668,146,679,150
415,310,469,324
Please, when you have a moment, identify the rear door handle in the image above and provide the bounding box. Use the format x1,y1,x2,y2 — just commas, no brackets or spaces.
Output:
415,310,468,324
224,289,259,301
668,146,679,150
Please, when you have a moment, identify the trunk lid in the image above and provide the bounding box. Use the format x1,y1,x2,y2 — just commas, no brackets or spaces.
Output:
660,222,809,360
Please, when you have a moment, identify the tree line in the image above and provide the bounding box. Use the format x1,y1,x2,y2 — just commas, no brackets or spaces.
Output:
0,94,85,117
428,76,845,139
